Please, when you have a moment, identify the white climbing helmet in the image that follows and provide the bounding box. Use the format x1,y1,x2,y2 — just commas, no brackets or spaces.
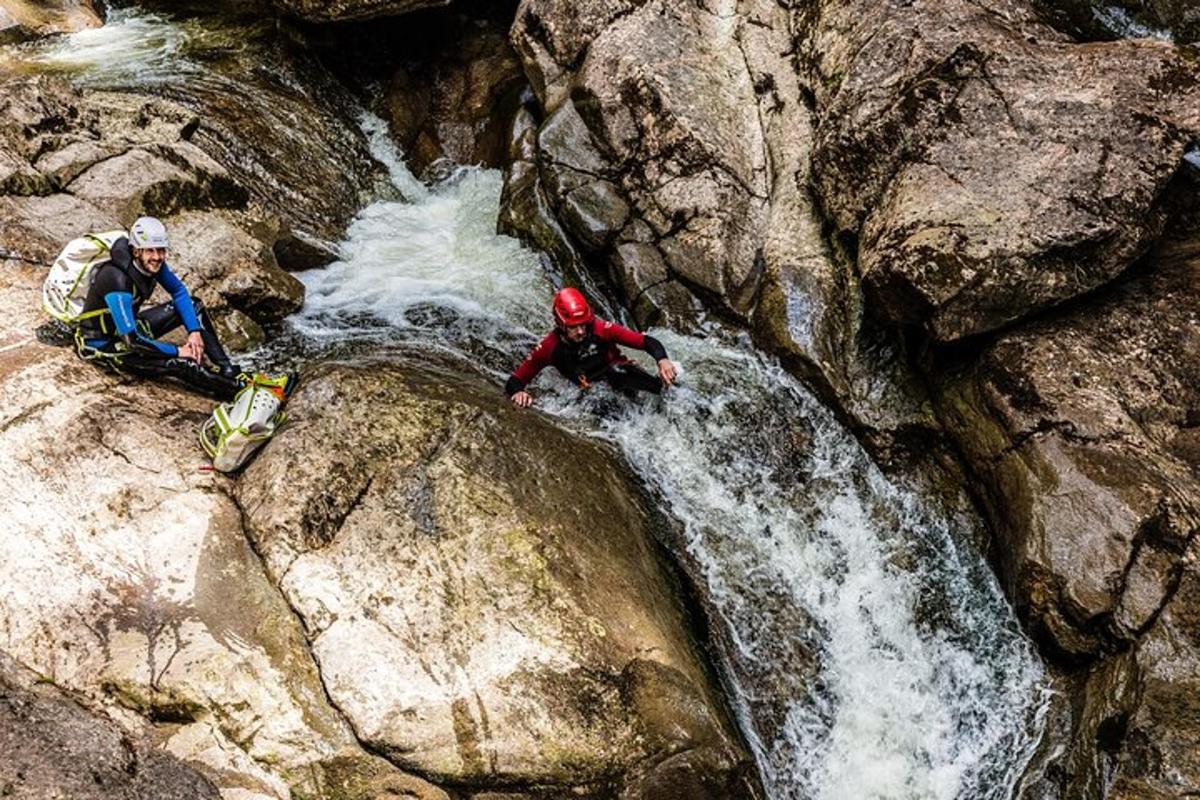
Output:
129,216,170,249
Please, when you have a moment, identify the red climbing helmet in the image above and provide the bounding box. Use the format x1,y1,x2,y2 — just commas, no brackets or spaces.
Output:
552,287,594,328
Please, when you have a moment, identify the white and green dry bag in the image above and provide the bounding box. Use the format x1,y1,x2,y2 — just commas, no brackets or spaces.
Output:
43,230,128,323
199,377,287,472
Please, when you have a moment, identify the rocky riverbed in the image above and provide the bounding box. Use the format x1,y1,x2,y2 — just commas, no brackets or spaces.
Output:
1,0,1198,798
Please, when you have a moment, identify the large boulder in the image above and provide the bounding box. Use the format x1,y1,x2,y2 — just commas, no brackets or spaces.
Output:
0,339,433,797
236,360,759,796
0,241,443,797
801,0,1200,342
510,0,774,322
934,193,1200,795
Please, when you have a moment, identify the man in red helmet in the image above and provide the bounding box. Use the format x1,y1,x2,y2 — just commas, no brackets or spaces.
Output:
505,288,677,407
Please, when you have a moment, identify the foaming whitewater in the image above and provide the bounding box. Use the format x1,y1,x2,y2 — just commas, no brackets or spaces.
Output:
293,128,551,375
1090,3,1173,40
13,8,229,87
295,115,1050,799
567,339,1047,798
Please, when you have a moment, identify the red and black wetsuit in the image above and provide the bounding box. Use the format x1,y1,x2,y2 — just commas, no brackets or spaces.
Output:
505,319,668,397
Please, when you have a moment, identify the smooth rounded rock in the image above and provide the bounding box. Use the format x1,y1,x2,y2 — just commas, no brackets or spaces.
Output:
237,359,756,794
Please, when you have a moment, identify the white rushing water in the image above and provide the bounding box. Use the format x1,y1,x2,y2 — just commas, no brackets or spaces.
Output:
295,114,1051,799
14,7,225,87
24,12,1050,797
1090,3,1173,40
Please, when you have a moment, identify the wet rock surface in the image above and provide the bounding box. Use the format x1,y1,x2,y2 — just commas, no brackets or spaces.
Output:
510,0,773,325
4,7,385,253
1040,0,1200,42
134,13,385,250
305,1,528,181
936,211,1200,660
934,193,1200,797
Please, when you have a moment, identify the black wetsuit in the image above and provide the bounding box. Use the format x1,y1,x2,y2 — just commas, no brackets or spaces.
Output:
77,237,243,400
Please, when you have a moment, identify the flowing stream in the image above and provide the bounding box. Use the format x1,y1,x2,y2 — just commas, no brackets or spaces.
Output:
19,10,1050,799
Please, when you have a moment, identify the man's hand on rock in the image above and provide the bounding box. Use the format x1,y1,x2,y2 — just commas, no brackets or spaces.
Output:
511,391,534,408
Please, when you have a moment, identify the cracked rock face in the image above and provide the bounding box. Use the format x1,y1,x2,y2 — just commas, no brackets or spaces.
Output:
935,198,1200,661
509,0,783,324
802,0,1200,342
236,360,757,796
0,653,221,800
1111,544,1200,798
936,195,1200,794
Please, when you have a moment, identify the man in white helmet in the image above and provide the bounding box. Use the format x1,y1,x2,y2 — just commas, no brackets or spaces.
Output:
74,216,271,400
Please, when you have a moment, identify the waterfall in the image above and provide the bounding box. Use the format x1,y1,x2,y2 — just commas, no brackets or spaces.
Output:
295,112,1052,800
17,12,1051,798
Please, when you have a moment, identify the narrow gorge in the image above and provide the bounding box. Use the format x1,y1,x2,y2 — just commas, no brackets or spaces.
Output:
0,1,1197,799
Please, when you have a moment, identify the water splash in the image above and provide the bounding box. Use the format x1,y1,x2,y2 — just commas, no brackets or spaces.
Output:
565,337,1049,799
15,8,239,88
294,115,551,375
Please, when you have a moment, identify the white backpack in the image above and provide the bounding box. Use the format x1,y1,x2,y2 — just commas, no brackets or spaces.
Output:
43,230,128,324
199,377,288,472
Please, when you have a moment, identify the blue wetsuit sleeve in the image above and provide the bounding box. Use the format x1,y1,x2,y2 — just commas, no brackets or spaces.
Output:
157,264,201,332
104,291,179,356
